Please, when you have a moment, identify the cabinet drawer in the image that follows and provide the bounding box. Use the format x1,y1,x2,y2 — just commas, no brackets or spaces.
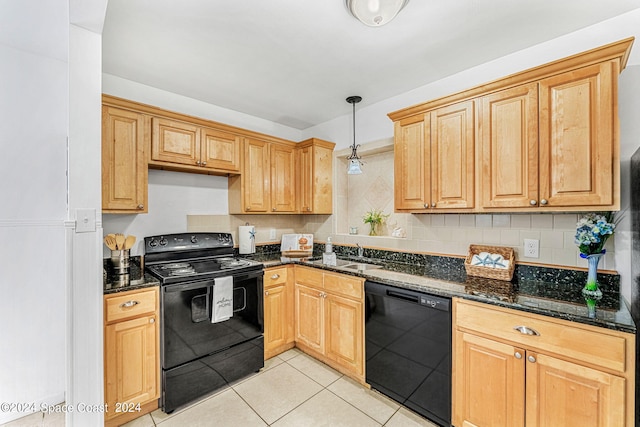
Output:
105,288,158,324
324,273,363,300
455,300,628,372
295,267,323,289
265,267,288,288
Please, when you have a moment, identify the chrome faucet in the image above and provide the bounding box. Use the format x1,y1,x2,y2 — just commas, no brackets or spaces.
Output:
356,243,364,258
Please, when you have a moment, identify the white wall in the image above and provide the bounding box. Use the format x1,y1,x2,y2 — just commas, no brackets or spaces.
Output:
0,1,69,423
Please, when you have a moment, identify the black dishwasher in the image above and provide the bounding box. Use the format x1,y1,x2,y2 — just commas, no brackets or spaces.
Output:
365,280,451,427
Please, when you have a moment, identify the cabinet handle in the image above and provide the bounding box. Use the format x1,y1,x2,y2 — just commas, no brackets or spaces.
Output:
513,326,540,336
265,290,269,296
201,161,207,166
424,203,429,209
529,199,537,206
196,160,201,166
246,207,251,211
431,202,436,207
514,351,522,359
120,300,139,309
528,355,537,363
149,318,155,324
270,274,280,280
540,199,548,205
272,208,277,211
306,207,311,212
137,204,144,210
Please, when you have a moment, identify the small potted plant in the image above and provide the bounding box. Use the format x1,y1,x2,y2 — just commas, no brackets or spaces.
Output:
362,208,389,236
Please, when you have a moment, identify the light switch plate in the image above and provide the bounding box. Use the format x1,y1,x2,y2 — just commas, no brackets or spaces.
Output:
75,208,96,233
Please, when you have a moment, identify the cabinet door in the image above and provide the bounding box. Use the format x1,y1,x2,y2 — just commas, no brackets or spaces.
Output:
270,143,296,212
539,61,616,207
324,293,363,377
151,117,200,166
102,106,148,213
481,83,539,208
453,331,525,427
430,100,475,209
243,138,270,212
295,284,324,353
200,127,241,172
525,352,626,427
394,115,429,210
104,314,158,420
264,283,289,357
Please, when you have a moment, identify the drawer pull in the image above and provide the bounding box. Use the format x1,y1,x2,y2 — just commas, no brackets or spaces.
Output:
528,355,537,363
514,351,522,359
120,300,140,309
513,326,540,336
270,274,280,280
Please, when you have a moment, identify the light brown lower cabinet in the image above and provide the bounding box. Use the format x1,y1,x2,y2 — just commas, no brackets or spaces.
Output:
104,287,160,427
293,266,365,382
263,266,295,359
453,298,635,427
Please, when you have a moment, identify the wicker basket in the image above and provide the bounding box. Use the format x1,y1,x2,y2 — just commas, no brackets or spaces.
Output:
464,244,515,281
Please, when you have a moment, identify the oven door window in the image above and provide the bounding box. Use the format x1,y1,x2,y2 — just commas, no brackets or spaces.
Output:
161,274,263,370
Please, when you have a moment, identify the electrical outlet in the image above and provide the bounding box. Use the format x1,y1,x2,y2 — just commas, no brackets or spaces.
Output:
269,228,276,240
523,238,539,258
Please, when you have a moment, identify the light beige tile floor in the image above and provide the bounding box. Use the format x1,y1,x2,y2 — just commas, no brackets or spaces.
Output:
1,349,440,427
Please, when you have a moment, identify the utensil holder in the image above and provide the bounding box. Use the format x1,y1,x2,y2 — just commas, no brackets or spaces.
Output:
110,249,130,274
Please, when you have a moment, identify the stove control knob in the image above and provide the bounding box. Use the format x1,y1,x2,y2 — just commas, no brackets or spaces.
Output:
149,238,159,248
190,235,198,244
159,237,168,246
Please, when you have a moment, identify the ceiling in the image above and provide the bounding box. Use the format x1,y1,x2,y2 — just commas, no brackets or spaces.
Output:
102,1,640,130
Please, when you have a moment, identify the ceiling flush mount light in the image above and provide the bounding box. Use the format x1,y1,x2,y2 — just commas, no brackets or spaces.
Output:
346,0,409,27
346,95,363,175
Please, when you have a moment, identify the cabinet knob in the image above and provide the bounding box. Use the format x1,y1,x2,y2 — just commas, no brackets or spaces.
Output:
306,207,311,212
424,203,429,209
514,351,522,359
196,160,201,166
431,202,436,207
149,318,155,324
246,207,251,211
540,199,548,205
270,274,280,280
528,355,537,363
529,200,537,206
265,290,269,296
201,161,207,166
120,300,139,309
513,326,540,336
137,204,144,210
272,208,276,211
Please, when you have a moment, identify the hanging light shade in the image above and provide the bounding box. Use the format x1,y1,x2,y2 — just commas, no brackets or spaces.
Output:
346,95,363,175
346,0,409,27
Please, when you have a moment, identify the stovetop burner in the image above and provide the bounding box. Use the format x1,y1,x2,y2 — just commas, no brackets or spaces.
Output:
143,232,264,285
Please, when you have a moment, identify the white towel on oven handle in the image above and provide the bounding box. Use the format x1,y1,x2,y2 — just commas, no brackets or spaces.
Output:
212,276,233,323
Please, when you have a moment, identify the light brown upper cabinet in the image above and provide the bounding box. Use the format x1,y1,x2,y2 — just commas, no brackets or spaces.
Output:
150,117,241,174
480,83,539,208
394,100,475,211
537,62,617,208
390,37,633,213
102,105,148,213
229,139,297,213
297,138,335,214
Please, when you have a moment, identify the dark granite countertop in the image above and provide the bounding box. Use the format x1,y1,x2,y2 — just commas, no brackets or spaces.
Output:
244,252,636,334
103,257,160,295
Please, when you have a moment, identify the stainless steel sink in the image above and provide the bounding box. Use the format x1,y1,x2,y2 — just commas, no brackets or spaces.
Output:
307,258,354,267
340,262,383,272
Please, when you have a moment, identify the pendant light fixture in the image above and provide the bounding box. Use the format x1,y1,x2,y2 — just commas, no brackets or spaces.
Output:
346,95,363,175
346,0,409,27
